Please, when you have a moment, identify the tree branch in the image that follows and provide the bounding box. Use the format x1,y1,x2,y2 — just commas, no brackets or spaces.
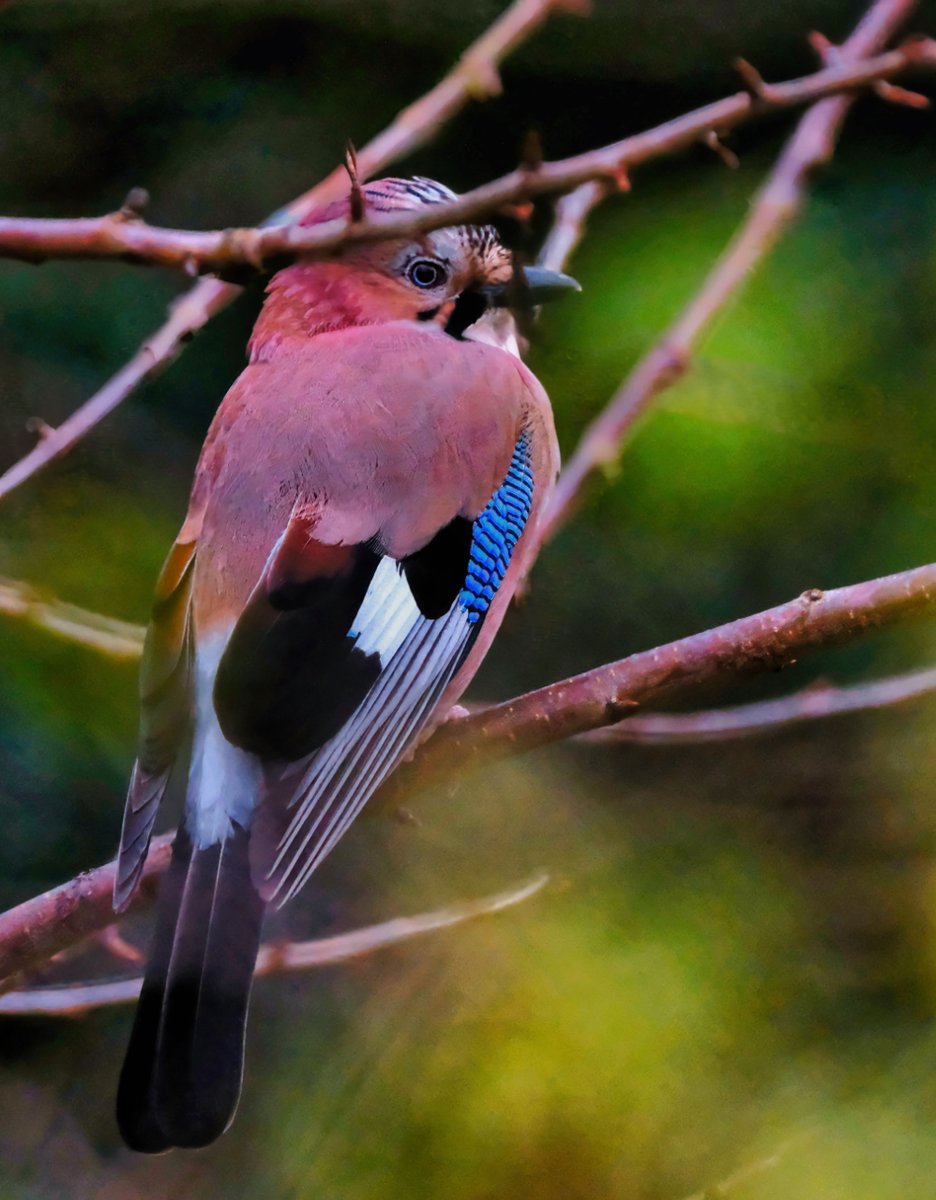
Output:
7,570,936,749
536,180,607,272
0,835,172,987
0,0,576,504
0,872,548,1016
538,0,924,545
677,1135,810,1200
0,44,931,277
579,665,936,745
0,576,144,659
383,563,936,801
4,560,936,982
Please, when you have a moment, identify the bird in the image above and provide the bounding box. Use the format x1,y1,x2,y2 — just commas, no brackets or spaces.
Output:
112,175,578,1153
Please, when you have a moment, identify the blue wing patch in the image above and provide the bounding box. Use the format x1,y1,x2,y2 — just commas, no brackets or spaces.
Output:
253,428,537,907
459,431,534,624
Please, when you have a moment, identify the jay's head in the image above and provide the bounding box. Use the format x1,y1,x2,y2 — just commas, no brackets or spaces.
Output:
251,176,578,356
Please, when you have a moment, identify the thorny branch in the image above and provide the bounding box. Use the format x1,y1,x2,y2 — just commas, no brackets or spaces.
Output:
538,0,923,542
0,0,579,504
0,44,931,279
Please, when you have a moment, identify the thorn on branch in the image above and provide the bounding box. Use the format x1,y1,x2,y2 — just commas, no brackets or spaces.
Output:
521,129,544,173
808,31,839,67
25,417,56,441
344,142,366,223
702,130,740,169
734,57,771,102
496,200,536,231
602,164,630,193
604,698,640,723
119,187,150,221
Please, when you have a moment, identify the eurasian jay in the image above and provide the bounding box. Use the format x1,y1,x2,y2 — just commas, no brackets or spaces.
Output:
113,176,577,1152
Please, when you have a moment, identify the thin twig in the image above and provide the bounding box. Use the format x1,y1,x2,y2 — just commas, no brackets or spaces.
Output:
0,576,144,659
0,43,931,278
0,872,548,1016
580,665,936,745
536,180,607,272
676,1134,809,1200
5,560,936,980
0,0,575,504
538,0,924,545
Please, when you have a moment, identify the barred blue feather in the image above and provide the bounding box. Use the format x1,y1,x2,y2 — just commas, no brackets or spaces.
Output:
459,431,534,623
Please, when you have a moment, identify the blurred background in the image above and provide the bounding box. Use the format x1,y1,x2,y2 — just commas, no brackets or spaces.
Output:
2,0,936,1196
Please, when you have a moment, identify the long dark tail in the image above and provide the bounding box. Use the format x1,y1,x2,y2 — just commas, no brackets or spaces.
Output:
116,821,265,1152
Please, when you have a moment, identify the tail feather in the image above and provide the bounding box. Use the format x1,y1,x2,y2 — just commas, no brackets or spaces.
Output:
116,823,265,1152
116,829,192,1153
113,761,173,914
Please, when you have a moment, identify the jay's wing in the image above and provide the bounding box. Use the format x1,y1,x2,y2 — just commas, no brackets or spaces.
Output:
214,430,536,907
114,535,198,911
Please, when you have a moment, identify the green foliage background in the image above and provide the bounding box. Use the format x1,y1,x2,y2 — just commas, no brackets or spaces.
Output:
2,2,936,1196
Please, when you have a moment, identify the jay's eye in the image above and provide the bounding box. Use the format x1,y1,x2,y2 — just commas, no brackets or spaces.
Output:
406,259,447,289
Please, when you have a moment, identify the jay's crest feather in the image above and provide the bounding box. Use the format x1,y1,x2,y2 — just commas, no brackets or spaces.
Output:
250,177,512,356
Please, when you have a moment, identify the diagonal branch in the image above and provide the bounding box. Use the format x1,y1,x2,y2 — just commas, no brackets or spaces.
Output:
8,569,934,748
0,0,577,505
580,665,936,745
0,872,548,1016
536,180,607,272
538,0,924,545
0,576,144,659
383,562,936,801
0,43,932,278
4,559,936,981
7,570,936,747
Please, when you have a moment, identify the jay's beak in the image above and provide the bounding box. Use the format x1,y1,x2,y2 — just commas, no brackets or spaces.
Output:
519,266,582,303
486,266,582,309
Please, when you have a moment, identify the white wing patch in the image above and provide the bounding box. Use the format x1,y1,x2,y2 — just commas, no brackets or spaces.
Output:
259,578,474,907
350,556,421,662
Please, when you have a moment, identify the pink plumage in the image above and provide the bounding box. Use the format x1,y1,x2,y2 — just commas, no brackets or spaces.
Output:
113,177,574,1152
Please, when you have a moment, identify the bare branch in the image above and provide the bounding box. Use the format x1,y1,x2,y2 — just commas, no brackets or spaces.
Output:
8,570,935,751
384,563,936,801
5,560,936,981
0,576,144,659
0,0,575,504
0,44,931,279
0,872,548,1016
536,180,607,272
539,0,924,544
0,835,172,987
580,666,936,745
677,1134,810,1200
